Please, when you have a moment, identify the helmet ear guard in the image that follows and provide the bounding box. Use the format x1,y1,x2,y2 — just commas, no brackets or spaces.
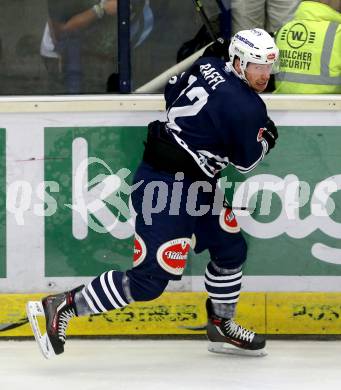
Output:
229,28,280,76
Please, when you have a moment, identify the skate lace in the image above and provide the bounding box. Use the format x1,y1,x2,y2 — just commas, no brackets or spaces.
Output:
58,308,75,342
224,319,255,342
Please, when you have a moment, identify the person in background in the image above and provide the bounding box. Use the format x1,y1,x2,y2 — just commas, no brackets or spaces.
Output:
42,0,117,94
231,0,300,35
228,0,301,92
177,0,230,63
27,28,280,360
274,0,341,93
40,22,63,93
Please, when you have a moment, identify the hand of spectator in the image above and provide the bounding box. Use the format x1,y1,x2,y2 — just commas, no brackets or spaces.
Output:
203,37,230,60
101,0,118,16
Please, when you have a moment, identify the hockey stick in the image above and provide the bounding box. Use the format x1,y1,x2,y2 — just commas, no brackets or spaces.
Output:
134,43,211,92
191,0,218,41
191,0,231,60
0,317,29,332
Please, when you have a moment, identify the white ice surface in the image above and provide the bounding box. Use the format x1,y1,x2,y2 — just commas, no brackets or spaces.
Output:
0,339,340,390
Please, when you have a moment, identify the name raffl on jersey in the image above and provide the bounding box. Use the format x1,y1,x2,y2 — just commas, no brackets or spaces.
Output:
165,56,269,177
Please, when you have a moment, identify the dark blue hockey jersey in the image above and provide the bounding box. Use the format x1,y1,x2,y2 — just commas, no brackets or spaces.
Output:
164,56,269,177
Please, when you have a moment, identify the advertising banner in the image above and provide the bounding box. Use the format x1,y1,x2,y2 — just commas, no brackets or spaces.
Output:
0,96,340,294
42,125,341,281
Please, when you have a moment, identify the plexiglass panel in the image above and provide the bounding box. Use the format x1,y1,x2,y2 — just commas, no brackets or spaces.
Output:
0,0,223,95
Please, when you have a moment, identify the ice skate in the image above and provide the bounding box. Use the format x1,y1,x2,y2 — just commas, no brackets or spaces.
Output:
206,299,267,357
26,286,82,359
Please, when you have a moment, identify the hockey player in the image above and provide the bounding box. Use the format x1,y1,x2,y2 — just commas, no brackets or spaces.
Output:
27,28,279,359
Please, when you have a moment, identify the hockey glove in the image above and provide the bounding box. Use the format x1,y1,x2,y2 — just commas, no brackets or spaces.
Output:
261,117,278,154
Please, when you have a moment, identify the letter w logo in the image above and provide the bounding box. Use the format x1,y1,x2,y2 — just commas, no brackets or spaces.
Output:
290,31,304,41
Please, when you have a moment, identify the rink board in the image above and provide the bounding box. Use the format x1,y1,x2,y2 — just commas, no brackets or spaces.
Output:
0,95,340,293
0,96,341,338
1,292,341,337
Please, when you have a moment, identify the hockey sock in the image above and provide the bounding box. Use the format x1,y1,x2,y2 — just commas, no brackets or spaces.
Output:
77,271,131,315
74,289,95,316
211,301,237,319
205,262,242,319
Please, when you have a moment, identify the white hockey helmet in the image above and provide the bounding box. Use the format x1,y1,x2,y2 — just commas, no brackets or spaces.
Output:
229,28,279,75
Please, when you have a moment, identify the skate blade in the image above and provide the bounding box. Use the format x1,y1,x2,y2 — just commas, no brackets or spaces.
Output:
26,301,55,360
208,341,267,357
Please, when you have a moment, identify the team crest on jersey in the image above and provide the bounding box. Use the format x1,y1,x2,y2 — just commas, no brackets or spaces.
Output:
219,207,240,233
257,127,265,142
156,238,191,276
133,233,147,267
